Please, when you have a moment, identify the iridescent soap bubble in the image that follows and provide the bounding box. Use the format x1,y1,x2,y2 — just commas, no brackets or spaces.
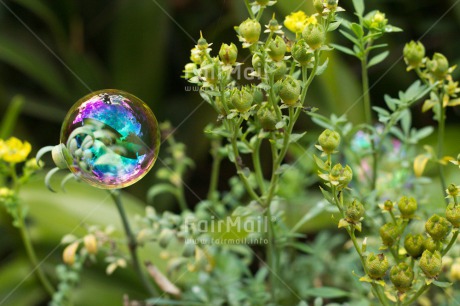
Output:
60,89,160,189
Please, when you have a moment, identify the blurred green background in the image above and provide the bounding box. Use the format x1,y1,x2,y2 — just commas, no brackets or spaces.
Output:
0,0,460,305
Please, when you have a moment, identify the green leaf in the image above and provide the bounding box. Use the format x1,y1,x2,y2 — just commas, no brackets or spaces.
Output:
0,95,24,139
237,141,252,154
319,186,334,204
352,0,364,16
146,298,205,305
304,287,350,298
147,184,178,202
330,44,356,57
316,58,329,76
328,20,342,32
284,242,314,254
432,280,452,288
367,51,389,68
289,132,307,144
339,29,359,45
350,23,364,38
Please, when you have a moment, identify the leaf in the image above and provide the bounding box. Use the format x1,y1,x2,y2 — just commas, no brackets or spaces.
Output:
328,20,342,32
352,0,364,16
289,132,307,144
147,184,178,203
367,51,389,68
319,186,334,204
0,96,24,139
285,242,314,254
313,155,326,170
304,287,350,298
339,29,359,45
350,23,364,38
145,261,181,296
316,58,329,76
432,280,452,288
330,44,356,57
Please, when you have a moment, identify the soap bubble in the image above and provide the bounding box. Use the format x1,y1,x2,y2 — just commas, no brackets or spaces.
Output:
60,89,160,189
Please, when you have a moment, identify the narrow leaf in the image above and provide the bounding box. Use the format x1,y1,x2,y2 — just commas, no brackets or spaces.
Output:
367,51,390,68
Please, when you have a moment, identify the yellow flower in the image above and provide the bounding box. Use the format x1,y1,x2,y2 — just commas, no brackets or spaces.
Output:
284,11,308,33
0,187,13,199
0,137,31,163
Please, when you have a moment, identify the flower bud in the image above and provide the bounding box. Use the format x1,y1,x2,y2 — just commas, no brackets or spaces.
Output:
268,36,287,62
366,253,389,279
200,59,219,83
272,61,287,81
318,129,340,154
326,0,338,11
292,39,314,65
252,86,263,104
447,184,459,197
0,187,13,202
219,43,238,65
346,199,365,223
383,200,394,211
427,53,449,80
252,53,265,76
380,222,400,246
63,241,79,265
446,203,460,228
159,228,175,248
366,11,388,32
420,250,442,279
84,234,98,255
450,261,460,281
184,63,197,79
230,87,254,112
279,76,301,105
398,196,417,219
425,214,452,241
197,32,209,50
404,233,425,258
302,23,325,50
238,19,261,44
257,104,277,130
403,41,425,69
190,47,203,65
424,236,442,253
313,0,324,14
268,16,281,32
390,262,414,291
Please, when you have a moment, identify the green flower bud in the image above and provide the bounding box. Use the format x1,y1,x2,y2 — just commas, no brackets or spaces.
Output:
366,11,388,32
383,200,394,211
257,103,277,130
268,16,280,32
159,228,174,248
279,76,301,105
272,61,287,81
292,39,314,65
313,0,324,14
404,234,425,258
380,222,400,246
184,63,197,79
219,43,238,65
446,203,460,228
329,163,353,188
302,23,325,50
346,199,365,223
398,196,417,219
268,36,287,62
366,253,389,279
318,129,340,154
238,19,261,44
200,59,219,83
403,41,425,69
427,53,449,80
390,262,414,291
190,47,203,65
252,86,263,104
419,250,442,279
447,184,459,197
252,53,265,76
230,87,254,112
197,32,209,50
326,0,338,11
425,214,452,241
424,236,442,253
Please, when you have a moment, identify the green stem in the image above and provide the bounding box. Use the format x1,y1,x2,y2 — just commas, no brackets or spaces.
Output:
110,191,158,297
17,207,55,297
437,94,448,204
244,0,255,18
266,206,277,302
403,283,429,306
442,230,459,256
252,136,266,194
207,138,223,201
11,163,55,297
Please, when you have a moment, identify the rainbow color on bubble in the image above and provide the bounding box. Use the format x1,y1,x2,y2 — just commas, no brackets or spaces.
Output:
60,89,160,189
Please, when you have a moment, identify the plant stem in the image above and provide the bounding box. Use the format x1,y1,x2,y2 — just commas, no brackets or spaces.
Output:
252,136,266,194
442,230,459,256
244,0,255,18
110,191,158,297
17,206,55,297
437,94,448,204
207,138,223,201
265,206,277,302
403,283,429,306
